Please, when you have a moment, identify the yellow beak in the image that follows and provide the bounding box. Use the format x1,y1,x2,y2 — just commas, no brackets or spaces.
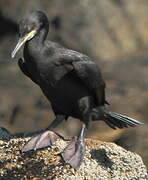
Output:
11,29,37,58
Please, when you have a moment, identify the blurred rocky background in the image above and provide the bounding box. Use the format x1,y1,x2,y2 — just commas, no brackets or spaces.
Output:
0,0,147,167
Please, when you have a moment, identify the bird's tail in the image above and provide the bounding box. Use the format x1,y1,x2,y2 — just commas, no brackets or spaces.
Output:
92,108,143,129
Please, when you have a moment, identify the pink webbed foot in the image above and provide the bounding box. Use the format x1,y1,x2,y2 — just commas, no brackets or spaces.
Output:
61,136,85,169
22,130,63,152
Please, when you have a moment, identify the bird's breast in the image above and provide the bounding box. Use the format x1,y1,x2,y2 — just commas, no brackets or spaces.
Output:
39,71,93,117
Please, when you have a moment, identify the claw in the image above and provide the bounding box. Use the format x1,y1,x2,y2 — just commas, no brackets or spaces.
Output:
22,130,62,152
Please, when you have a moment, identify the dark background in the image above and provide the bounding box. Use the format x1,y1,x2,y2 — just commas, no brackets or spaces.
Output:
0,0,147,167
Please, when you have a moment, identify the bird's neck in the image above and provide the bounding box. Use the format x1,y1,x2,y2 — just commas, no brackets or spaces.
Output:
31,28,48,47
25,28,48,61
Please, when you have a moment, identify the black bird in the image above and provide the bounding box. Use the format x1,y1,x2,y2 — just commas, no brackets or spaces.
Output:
11,11,142,169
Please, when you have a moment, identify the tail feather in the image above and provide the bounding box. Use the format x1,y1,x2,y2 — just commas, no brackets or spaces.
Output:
92,108,143,129
104,119,117,130
104,111,143,129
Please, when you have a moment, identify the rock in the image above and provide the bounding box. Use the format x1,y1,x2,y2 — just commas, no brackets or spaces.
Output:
0,133,147,179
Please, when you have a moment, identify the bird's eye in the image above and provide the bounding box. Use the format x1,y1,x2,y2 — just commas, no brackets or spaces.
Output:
23,24,27,29
27,25,32,32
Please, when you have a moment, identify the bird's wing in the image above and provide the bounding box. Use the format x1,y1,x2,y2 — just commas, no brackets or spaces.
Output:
52,50,107,105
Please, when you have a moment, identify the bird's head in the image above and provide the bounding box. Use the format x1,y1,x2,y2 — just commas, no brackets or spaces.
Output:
11,10,49,58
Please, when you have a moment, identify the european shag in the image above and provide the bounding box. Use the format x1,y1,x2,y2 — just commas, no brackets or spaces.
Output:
11,10,142,169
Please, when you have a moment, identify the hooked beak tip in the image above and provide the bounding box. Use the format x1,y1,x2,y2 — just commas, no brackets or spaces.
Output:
11,52,15,59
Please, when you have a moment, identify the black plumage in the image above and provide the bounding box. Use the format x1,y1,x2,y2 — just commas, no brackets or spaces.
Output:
11,11,142,169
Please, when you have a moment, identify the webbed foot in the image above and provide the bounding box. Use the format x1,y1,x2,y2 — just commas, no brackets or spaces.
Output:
61,124,86,169
61,136,85,169
22,130,63,152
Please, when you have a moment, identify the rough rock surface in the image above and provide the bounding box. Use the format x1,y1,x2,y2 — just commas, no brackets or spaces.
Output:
0,129,147,180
